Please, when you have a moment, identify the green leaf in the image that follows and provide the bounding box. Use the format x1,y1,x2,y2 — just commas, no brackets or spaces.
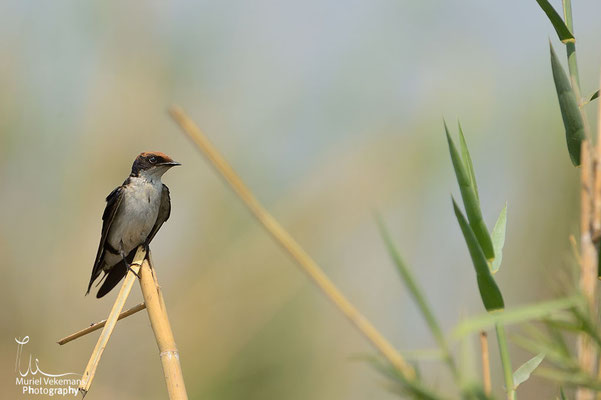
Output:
359,355,452,400
560,387,567,400
513,353,545,389
446,123,495,260
582,90,599,106
458,122,479,204
542,320,571,358
452,198,504,312
451,295,583,339
570,307,601,349
377,216,459,376
515,324,574,367
491,203,507,274
495,323,515,397
377,216,447,348
535,0,575,43
403,348,445,362
461,383,493,400
550,42,585,166
351,349,444,364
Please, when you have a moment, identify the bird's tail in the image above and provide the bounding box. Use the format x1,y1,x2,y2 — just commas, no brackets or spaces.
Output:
96,247,138,298
96,261,128,298
85,263,103,296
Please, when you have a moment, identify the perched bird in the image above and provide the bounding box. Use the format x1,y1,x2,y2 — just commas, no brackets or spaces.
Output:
86,152,180,298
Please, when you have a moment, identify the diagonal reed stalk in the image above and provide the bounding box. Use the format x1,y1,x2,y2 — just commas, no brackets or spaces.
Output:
57,303,146,345
168,105,415,380
78,247,146,397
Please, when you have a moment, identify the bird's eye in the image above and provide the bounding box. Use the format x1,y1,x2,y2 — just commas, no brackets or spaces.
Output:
149,156,157,164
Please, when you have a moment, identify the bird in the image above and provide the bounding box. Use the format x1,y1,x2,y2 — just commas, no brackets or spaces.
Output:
86,151,180,298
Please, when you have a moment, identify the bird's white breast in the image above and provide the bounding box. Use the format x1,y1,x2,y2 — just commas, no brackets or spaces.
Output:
107,176,162,255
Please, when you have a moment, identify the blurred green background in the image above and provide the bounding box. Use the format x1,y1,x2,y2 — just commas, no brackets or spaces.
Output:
1,1,600,399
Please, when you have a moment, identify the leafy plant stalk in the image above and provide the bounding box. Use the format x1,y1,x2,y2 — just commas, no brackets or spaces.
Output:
496,323,515,400
560,4,598,400
445,123,495,261
377,217,459,380
535,0,575,43
562,0,580,92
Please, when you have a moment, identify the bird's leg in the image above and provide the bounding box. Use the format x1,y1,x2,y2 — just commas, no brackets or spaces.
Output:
125,256,141,279
119,241,141,279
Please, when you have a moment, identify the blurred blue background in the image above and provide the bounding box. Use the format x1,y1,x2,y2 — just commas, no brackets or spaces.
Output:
1,1,600,398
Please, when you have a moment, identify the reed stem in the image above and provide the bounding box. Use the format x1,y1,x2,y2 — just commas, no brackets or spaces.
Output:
169,105,415,380
139,256,188,399
480,331,491,396
57,303,146,345
495,323,515,400
78,247,145,397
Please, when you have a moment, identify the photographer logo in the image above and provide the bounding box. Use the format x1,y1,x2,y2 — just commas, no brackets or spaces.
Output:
14,336,81,397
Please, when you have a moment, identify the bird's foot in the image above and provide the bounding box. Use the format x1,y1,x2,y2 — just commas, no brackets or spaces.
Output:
127,264,141,279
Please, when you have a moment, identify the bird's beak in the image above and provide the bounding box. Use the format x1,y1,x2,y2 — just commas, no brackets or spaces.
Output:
160,161,182,167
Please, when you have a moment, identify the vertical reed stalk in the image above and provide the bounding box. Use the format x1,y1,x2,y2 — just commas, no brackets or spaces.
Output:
562,0,580,90
139,256,188,400
593,67,601,236
578,131,596,400
480,331,491,396
594,67,601,400
561,2,597,399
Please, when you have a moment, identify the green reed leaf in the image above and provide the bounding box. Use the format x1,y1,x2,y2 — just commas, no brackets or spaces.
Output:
535,0,575,43
550,42,585,166
452,198,504,312
377,216,446,348
452,295,582,339
458,122,479,204
491,203,507,274
446,123,495,260
513,353,545,389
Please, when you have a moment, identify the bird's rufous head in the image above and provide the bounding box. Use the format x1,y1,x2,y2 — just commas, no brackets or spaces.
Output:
131,151,181,177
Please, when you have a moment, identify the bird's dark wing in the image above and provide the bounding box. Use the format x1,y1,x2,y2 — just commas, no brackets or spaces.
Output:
86,185,124,295
145,184,171,245
96,185,170,298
